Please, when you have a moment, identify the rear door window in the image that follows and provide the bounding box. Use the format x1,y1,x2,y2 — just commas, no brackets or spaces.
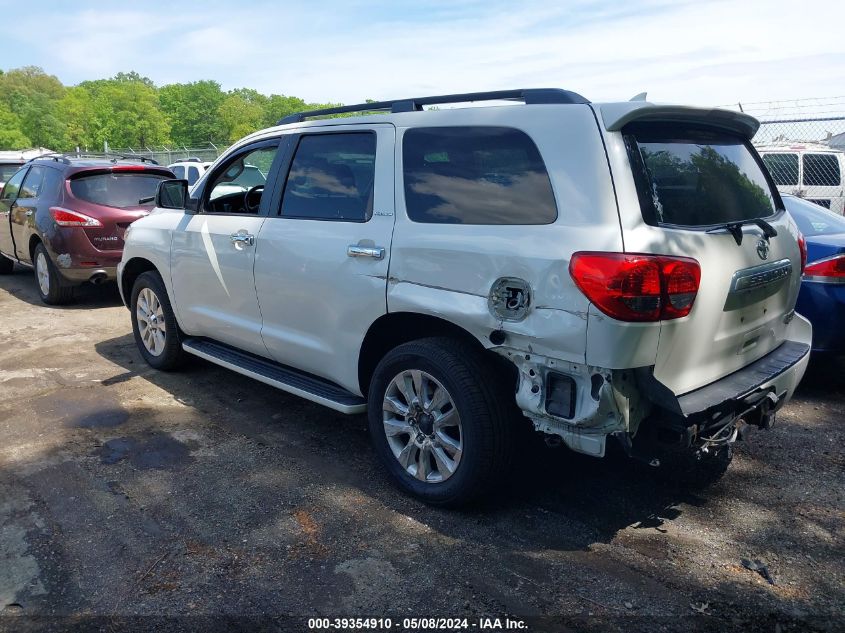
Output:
0,168,27,200
70,172,170,208
403,126,557,224
280,132,376,222
624,124,779,227
802,153,841,187
19,165,47,199
171,165,185,179
187,166,200,185
762,153,799,186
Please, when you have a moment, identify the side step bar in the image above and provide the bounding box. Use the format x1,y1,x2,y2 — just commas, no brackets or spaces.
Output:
182,338,367,414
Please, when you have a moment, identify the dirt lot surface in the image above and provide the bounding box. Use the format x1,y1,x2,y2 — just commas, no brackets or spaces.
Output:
0,267,843,633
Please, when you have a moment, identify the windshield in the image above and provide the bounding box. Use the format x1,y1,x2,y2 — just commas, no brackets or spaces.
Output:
69,172,169,209
784,196,845,237
0,164,22,183
625,124,779,227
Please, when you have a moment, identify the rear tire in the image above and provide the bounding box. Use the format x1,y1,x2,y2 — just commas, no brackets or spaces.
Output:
33,243,74,305
130,271,185,370
367,337,514,507
0,255,13,274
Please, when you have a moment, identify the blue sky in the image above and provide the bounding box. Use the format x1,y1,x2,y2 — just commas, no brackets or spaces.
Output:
1,0,843,107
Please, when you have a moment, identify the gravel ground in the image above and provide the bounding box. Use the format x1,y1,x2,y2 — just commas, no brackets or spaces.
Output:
0,267,842,633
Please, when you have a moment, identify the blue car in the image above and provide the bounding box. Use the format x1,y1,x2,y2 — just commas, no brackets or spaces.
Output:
783,195,845,354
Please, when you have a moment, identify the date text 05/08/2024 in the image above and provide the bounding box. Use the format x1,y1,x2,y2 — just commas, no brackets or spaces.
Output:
307,617,529,631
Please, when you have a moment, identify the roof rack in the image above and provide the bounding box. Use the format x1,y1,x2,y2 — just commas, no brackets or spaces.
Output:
27,153,72,164
277,88,590,125
26,152,159,166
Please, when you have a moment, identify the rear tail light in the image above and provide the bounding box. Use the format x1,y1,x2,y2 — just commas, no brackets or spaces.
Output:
803,254,845,282
49,207,103,227
798,233,807,274
569,252,701,322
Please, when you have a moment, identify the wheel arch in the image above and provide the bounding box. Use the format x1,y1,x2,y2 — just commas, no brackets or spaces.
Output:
120,257,159,305
358,312,516,397
28,233,42,262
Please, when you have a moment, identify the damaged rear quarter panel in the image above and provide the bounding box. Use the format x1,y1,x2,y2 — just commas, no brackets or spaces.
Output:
388,106,623,365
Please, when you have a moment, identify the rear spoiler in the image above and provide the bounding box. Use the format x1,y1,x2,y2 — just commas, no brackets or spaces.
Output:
598,102,760,139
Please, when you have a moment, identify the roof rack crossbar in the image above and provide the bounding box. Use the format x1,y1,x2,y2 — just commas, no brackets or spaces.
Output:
277,88,590,125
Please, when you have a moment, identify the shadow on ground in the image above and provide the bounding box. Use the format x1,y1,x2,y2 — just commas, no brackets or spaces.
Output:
0,265,123,310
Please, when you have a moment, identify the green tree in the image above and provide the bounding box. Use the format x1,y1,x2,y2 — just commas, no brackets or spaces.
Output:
0,66,66,149
263,94,309,127
0,102,31,149
81,73,170,148
160,80,225,146
56,87,94,150
218,92,265,143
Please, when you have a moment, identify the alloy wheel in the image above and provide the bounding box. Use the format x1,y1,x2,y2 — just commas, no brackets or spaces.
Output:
382,369,463,483
36,252,50,296
136,287,167,356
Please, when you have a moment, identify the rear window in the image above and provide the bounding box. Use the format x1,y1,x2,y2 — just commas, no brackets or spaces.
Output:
802,153,841,187
625,124,779,227
70,172,169,209
762,153,799,186
0,164,22,183
403,126,557,224
786,197,845,237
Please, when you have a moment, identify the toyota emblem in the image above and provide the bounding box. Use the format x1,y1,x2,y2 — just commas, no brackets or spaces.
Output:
756,238,770,260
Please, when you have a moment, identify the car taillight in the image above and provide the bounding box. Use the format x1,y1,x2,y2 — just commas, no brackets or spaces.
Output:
569,252,701,322
798,233,807,274
49,207,103,227
803,254,845,282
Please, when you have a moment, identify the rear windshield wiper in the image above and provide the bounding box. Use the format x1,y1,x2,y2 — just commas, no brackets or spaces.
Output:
706,218,778,245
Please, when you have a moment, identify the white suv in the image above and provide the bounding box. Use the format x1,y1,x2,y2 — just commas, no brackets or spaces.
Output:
118,89,812,506
167,159,212,187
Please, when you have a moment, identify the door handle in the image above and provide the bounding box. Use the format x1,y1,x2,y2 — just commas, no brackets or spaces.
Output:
347,245,385,260
230,232,255,247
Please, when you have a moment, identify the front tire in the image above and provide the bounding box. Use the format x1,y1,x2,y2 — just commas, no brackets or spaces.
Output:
130,271,185,370
368,337,514,507
33,243,74,305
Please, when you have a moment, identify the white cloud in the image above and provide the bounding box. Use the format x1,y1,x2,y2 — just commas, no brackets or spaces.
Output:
2,0,844,106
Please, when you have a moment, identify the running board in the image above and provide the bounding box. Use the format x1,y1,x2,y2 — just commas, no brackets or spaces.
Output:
182,338,367,414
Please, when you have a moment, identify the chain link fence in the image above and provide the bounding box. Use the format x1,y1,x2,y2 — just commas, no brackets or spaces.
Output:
70,143,227,167
721,97,845,213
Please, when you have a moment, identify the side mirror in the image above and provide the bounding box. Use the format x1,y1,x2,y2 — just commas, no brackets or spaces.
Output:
155,179,189,209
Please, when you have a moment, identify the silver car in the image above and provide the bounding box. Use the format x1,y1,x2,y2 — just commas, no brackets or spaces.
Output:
118,89,811,506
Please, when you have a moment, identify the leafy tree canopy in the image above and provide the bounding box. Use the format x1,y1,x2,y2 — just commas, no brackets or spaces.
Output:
0,66,352,152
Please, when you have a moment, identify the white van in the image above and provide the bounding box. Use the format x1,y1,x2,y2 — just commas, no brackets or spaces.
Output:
758,144,845,215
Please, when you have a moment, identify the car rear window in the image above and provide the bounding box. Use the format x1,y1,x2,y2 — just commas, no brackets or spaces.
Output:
403,126,557,224
786,197,845,237
624,124,779,227
70,172,169,209
0,164,21,183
